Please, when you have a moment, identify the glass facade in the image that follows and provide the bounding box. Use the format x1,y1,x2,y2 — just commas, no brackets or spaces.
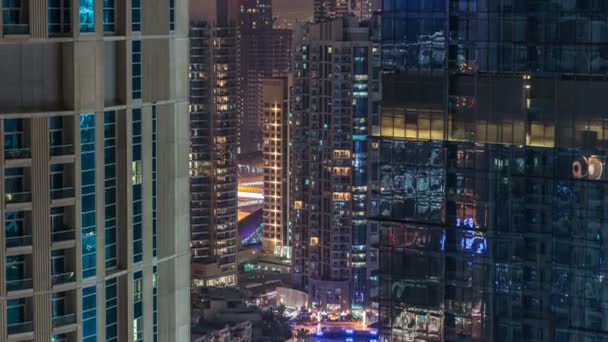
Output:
80,113,96,279
132,40,142,100
103,0,114,32
133,271,143,342
132,0,140,32
152,106,158,257
2,0,29,34
378,1,608,341
169,0,174,31
132,109,143,263
82,286,97,342
104,111,118,269
48,0,71,34
105,278,118,342
79,0,94,32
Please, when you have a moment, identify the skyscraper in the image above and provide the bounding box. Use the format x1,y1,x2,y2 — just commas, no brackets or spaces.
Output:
314,0,351,23
237,0,292,155
0,0,190,341
261,78,290,256
190,0,239,288
377,1,608,341
291,16,381,310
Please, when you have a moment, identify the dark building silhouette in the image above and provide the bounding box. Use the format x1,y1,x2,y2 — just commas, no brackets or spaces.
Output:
377,1,608,341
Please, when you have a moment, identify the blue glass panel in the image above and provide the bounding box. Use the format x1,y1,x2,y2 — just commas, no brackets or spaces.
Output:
82,286,97,341
79,0,94,32
80,114,96,278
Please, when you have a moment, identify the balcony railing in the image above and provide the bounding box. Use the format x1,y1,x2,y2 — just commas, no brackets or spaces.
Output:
5,192,32,204
51,272,75,286
6,235,32,248
4,148,31,160
6,278,33,291
50,144,75,157
7,321,33,335
53,313,76,327
51,187,75,200
51,229,76,243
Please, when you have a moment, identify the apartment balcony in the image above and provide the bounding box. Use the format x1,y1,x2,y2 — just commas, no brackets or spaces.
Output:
6,235,32,249
7,321,33,336
50,144,75,163
51,227,76,246
51,187,75,200
51,187,76,206
53,313,76,328
6,278,33,292
5,191,32,205
4,147,31,164
51,272,76,287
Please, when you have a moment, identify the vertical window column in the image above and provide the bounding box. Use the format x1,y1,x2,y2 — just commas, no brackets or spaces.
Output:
132,40,142,100
153,266,158,342
133,271,143,342
103,0,114,32
104,112,118,270
152,107,157,257
48,0,71,34
131,0,140,32
169,0,174,31
82,286,97,342
79,0,94,32
105,278,118,342
132,109,143,263
80,114,96,279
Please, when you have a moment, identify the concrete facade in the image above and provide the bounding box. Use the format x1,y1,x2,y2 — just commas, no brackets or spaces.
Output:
0,0,190,341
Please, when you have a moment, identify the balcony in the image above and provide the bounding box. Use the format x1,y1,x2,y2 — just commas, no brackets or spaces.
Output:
7,321,33,335
50,144,75,157
6,235,32,248
4,148,31,160
51,187,75,201
5,192,32,204
51,272,76,286
51,228,76,243
53,313,76,328
6,278,33,292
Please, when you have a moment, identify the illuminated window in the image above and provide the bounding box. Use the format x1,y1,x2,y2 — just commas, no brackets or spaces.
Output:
79,0,94,32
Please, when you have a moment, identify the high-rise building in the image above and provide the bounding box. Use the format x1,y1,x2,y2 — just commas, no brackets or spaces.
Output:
377,1,608,341
261,78,290,256
0,0,190,341
190,0,240,288
291,17,381,310
314,0,350,23
237,0,292,155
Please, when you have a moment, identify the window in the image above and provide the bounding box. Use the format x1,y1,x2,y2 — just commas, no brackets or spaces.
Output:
133,271,144,342
48,0,71,34
7,298,25,326
4,118,28,158
152,106,157,257
153,266,158,341
82,286,97,342
79,0,94,32
132,109,143,263
103,0,114,32
80,113,96,278
104,112,118,269
132,0,140,32
169,0,174,31
105,278,118,342
132,40,142,99
3,0,29,34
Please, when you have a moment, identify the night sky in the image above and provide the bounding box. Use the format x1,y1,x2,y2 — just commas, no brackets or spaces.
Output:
272,0,313,21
